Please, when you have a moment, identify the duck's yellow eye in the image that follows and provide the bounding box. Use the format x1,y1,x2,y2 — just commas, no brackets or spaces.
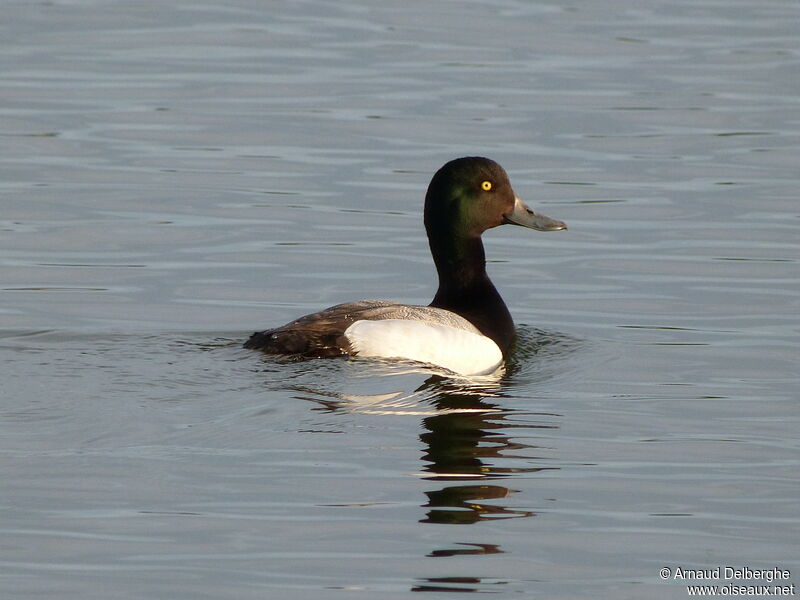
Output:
481,181,492,191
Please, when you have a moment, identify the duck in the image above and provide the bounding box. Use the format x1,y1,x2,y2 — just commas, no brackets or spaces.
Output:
244,156,566,376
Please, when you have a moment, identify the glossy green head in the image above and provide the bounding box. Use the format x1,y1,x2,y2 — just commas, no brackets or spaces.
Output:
425,157,513,239
423,157,566,352
424,156,566,243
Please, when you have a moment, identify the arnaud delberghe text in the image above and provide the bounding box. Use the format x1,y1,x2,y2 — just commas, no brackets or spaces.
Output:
673,567,791,582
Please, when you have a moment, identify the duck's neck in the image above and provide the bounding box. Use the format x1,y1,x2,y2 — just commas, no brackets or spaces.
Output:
428,234,515,354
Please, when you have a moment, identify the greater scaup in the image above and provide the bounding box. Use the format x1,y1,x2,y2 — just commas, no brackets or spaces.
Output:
244,157,566,375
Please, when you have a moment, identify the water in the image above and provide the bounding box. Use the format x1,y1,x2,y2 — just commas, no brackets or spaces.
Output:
2,0,798,597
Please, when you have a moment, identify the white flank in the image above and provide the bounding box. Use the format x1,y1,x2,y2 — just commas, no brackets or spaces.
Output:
344,319,503,376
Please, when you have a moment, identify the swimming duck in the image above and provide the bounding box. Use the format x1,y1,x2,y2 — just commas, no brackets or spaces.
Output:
244,156,566,375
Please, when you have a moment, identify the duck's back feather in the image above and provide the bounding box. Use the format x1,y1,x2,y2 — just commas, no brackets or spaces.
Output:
243,300,482,358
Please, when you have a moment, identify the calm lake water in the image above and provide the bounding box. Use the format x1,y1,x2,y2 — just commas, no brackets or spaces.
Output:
2,0,798,598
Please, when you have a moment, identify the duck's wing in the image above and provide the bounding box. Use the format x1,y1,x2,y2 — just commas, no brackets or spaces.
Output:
244,300,479,357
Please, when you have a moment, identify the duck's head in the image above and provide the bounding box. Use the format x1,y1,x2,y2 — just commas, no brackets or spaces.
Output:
424,157,566,241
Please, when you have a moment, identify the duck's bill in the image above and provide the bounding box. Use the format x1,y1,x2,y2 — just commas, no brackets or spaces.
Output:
504,196,567,231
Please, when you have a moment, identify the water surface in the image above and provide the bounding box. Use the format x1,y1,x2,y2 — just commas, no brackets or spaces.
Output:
2,0,798,598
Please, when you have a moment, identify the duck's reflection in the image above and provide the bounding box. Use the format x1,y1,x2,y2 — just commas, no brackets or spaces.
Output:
295,378,557,594
426,542,502,558
414,377,561,593
418,384,556,526
411,576,506,593
279,326,574,594
422,484,533,525
297,372,559,531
